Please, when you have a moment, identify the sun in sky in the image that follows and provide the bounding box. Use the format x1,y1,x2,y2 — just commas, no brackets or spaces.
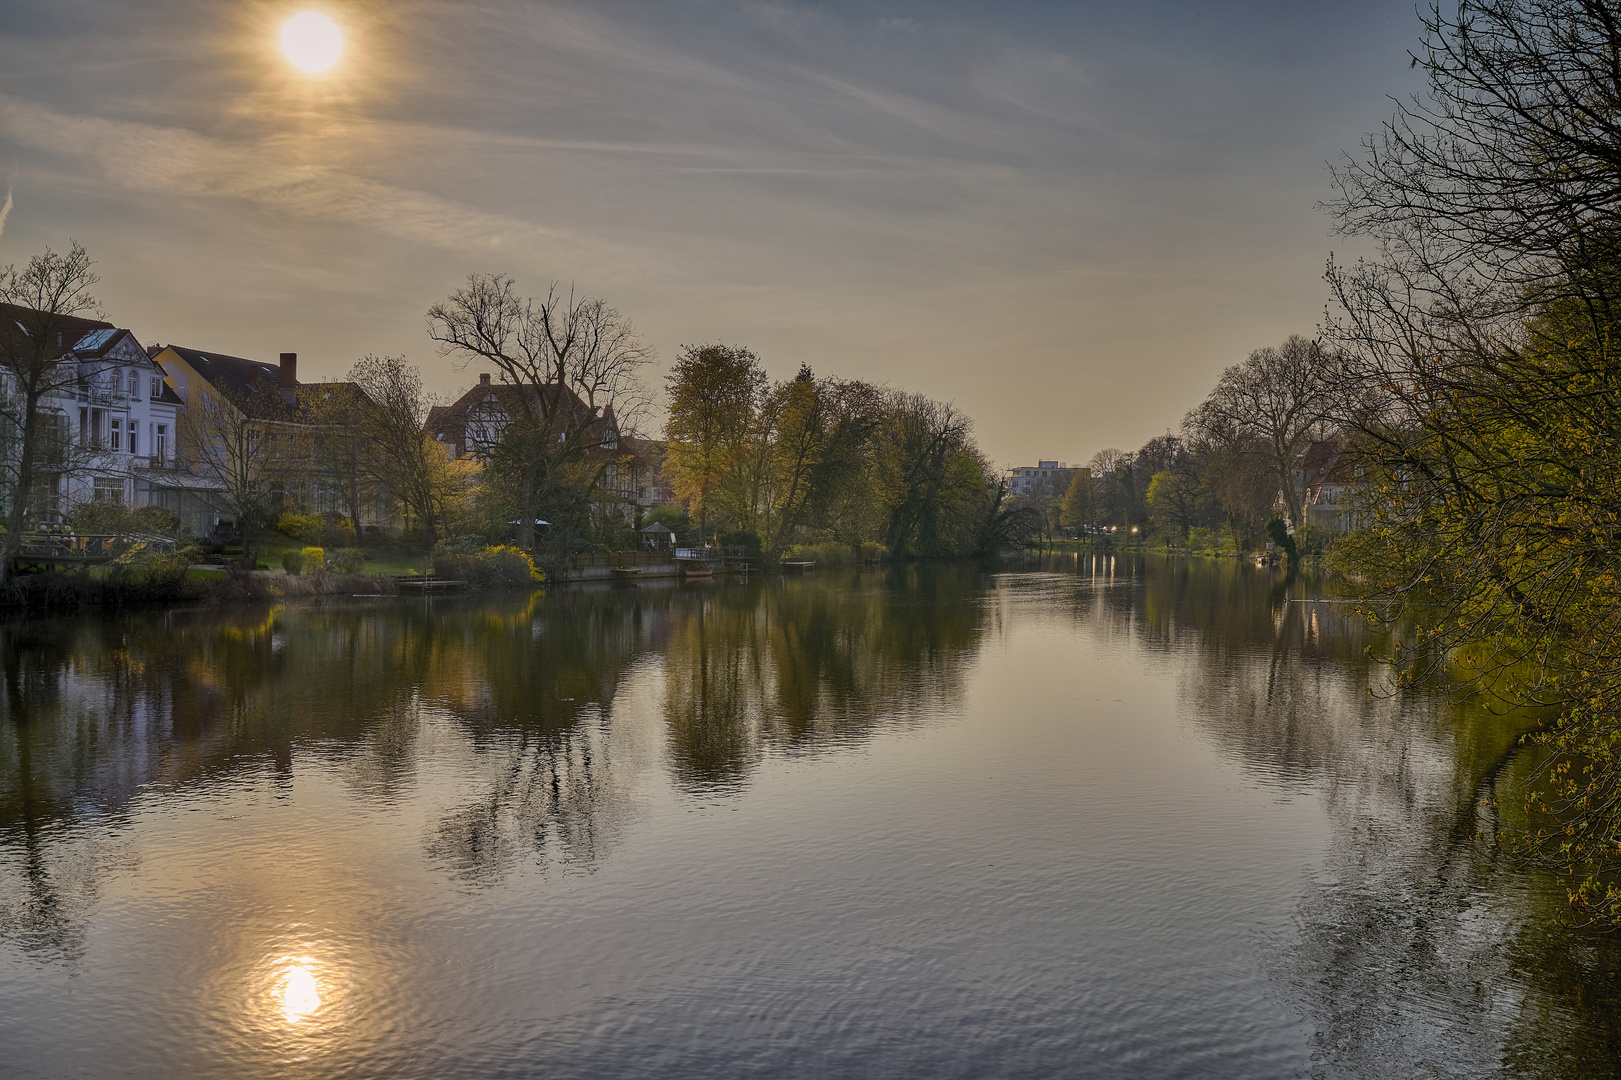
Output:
281,12,343,73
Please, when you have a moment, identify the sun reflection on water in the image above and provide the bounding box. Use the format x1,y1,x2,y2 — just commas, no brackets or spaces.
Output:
278,959,322,1023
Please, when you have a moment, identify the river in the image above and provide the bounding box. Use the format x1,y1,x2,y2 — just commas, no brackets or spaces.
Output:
1,555,1617,1078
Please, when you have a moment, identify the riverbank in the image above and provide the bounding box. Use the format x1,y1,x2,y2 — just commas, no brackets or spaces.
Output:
0,566,404,614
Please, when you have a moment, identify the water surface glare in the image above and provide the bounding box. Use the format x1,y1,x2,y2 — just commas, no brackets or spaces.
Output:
2,557,1619,1078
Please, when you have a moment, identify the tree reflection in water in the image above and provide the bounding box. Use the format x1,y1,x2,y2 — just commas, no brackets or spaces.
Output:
1059,551,1621,1079
5,558,1619,1076
0,569,987,948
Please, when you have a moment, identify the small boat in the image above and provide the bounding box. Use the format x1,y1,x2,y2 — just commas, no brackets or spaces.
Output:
781,561,816,573
611,567,644,581
681,566,714,579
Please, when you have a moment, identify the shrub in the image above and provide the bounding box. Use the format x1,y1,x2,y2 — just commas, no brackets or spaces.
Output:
319,512,356,547
69,501,129,535
129,507,176,535
277,513,324,541
282,550,305,575
301,546,326,572
785,542,856,567
433,544,544,589
858,542,888,563
720,528,763,559
326,547,366,574
1187,526,1218,554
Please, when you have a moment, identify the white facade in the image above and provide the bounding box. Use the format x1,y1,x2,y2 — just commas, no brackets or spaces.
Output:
1006,460,1084,497
27,329,183,523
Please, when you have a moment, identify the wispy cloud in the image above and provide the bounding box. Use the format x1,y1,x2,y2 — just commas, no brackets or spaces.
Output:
0,95,637,268
0,170,13,243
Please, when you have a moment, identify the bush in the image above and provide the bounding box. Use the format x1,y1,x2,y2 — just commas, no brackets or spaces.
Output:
277,513,324,541
785,542,856,567
433,544,544,589
326,547,366,574
301,546,326,572
720,528,763,559
858,542,888,563
282,550,305,575
319,512,356,547
1187,526,1219,554
127,506,181,535
68,501,129,535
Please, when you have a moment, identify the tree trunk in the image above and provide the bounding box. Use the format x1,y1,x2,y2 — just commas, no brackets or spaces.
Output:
0,396,43,584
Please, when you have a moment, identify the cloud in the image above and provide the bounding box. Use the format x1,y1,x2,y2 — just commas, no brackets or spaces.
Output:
0,94,638,269
0,176,12,242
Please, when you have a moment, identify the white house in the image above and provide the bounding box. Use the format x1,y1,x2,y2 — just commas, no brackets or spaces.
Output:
1006,460,1086,497
0,313,187,525
58,327,185,516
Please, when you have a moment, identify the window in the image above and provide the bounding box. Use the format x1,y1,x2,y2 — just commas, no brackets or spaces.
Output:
128,421,138,455
110,421,121,452
156,424,168,461
93,478,123,506
150,376,162,399
128,370,139,398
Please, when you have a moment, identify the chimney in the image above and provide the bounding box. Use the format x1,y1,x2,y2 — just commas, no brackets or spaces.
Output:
480,372,491,386
279,352,298,389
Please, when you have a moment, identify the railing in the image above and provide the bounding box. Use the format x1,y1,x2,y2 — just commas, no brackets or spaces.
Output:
12,532,179,561
568,550,675,570
675,546,751,560
74,386,125,407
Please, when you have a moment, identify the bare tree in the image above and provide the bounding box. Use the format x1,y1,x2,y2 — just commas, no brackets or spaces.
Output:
344,355,458,543
177,382,283,529
1184,335,1335,532
0,244,102,581
427,276,652,549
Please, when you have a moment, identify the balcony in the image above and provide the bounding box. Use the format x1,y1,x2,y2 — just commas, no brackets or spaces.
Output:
74,385,125,407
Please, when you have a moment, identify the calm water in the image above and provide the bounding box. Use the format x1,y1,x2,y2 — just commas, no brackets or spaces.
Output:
2,556,1619,1079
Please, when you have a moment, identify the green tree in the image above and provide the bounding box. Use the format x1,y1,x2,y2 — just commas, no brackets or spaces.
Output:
663,344,764,537
1059,469,1095,534
1145,470,1195,544
1326,0,1621,920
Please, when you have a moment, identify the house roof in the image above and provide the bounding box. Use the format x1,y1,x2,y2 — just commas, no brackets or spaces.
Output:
164,344,286,398
0,302,116,363
427,380,619,453
158,344,317,420
639,521,674,533
1295,439,1354,486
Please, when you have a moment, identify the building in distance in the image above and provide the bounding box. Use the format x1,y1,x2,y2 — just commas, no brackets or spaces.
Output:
1006,460,1087,498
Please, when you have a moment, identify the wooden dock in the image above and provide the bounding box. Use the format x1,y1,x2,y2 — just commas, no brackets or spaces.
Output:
395,575,466,594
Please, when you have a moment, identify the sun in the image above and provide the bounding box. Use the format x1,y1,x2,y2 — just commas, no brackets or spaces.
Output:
281,12,343,74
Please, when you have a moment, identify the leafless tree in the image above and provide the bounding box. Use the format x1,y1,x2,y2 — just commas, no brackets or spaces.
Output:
177,382,281,528
1184,335,1336,531
343,355,460,543
427,276,652,549
0,244,102,581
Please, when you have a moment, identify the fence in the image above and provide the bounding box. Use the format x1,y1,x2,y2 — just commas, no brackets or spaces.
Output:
567,550,676,570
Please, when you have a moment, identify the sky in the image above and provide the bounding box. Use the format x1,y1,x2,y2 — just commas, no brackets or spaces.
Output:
0,0,1425,466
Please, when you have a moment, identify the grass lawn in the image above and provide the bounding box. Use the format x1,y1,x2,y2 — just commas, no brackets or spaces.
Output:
246,532,435,577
